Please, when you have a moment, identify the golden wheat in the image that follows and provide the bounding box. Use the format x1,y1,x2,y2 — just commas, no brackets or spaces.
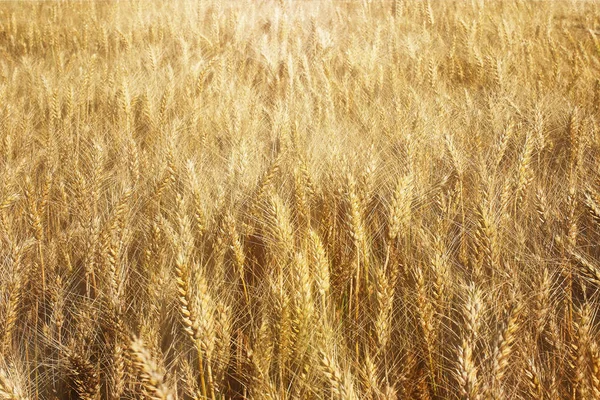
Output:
1,0,600,398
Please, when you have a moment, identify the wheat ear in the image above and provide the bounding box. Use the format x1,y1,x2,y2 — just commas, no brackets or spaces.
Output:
129,336,174,400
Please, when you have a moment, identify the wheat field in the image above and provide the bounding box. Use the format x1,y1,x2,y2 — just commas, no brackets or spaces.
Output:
1,0,600,399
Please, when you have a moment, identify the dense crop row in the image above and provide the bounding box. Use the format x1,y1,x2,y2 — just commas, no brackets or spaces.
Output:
1,1,600,399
